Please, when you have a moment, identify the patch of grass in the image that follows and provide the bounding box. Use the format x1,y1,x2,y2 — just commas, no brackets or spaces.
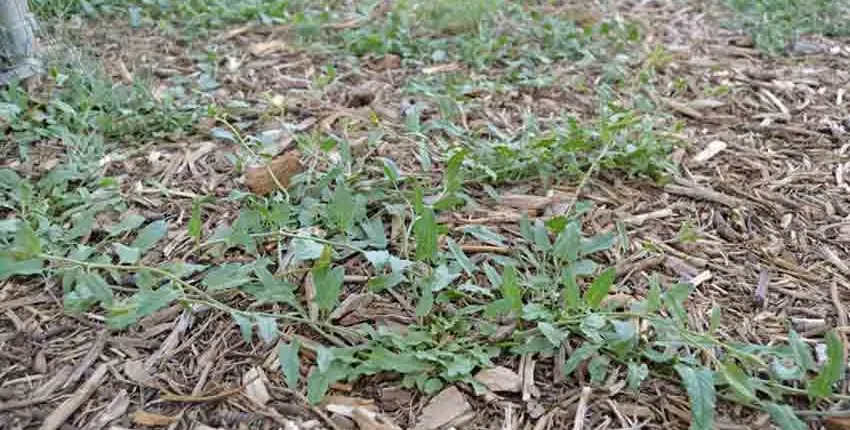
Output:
724,0,850,54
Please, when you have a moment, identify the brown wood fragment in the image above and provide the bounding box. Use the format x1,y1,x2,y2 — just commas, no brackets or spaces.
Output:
245,151,303,196
39,363,109,430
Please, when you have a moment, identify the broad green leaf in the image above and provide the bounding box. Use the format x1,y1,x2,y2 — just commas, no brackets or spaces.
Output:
664,282,693,325
580,313,607,343
13,221,41,257
444,148,467,193
381,157,401,183
674,364,715,430
788,330,816,372
279,341,301,389
588,355,610,385
538,322,566,347
423,378,443,395
68,245,96,262
293,237,325,261
316,346,334,373
500,265,522,314
584,267,616,309
130,220,167,253
328,185,355,231
250,264,297,306
807,330,844,399
447,238,476,276
580,232,616,256
311,247,345,313
307,368,330,404
365,250,392,270
573,259,597,276
709,305,721,334
68,211,95,240
519,214,533,243
368,271,404,292
444,356,475,378
633,275,663,315
561,267,580,309
553,221,580,262
425,265,457,292
232,312,253,343
256,316,278,344
626,362,649,392
106,213,146,236
719,361,756,402
113,243,141,264
361,218,387,249
189,198,202,241
416,284,434,317
532,219,551,251
0,257,43,281
762,403,806,430
413,207,438,262
160,261,207,278
76,272,114,306
562,343,600,377
461,225,508,247
202,263,253,291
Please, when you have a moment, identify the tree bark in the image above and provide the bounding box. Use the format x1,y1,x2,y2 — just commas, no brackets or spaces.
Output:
0,0,41,84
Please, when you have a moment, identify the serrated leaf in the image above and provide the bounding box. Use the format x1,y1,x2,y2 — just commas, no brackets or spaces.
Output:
719,361,756,402
562,343,599,377
413,207,438,262
462,225,508,247
328,185,355,231
762,403,806,430
232,312,253,343
674,364,715,430
256,316,278,344
130,220,167,253
316,346,334,373
113,244,141,264
307,369,330,404
553,221,580,262
580,232,616,256
311,247,344,313
415,284,434,317
561,267,580,309
249,264,297,306
807,330,844,399
584,267,616,309
588,355,610,385
13,221,41,257
279,341,301,390
788,330,816,372
447,238,476,276
202,263,253,291
500,265,522,314
626,362,648,391
292,237,325,261
538,322,566,347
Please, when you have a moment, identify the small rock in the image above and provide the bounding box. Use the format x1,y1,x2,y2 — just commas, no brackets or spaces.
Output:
474,366,522,393
413,386,472,430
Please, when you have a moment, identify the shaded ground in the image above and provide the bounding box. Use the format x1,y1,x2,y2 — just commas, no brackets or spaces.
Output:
2,1,850,429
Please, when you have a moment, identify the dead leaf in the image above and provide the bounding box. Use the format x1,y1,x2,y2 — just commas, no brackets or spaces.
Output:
131,410,177,426
379,387,412,412
422,63,462,75
323,395,376,412
376,54,401,70
474,366,522,393
412,386,472,430
123,360,158,388
329,294,375,321
248,40,288,56
88,389,129,430
691,140,727,163
499,194,556,212
663,98,703,119
245,151,304,196
243,367,270,406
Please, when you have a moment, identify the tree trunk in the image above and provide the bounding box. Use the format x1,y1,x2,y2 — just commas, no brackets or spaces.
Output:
0,0,40,84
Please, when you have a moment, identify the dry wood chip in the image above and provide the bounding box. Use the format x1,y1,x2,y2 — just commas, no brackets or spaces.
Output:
39,363,109,430
243,367,271,407
87,389,130,430
474,366,522,393
691,140,727,163
131,410,178,426
412,386,472,430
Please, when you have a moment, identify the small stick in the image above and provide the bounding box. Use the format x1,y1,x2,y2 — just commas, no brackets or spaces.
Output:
572,386,592,430
39,363,109,430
